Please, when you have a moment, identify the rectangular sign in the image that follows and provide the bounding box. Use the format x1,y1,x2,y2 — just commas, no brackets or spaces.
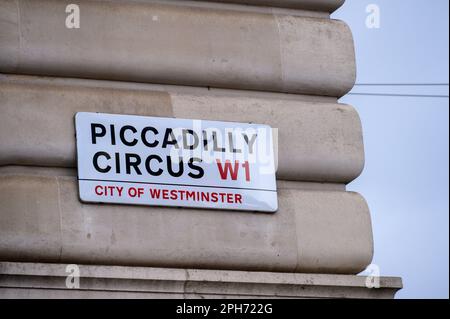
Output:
75,112,278,212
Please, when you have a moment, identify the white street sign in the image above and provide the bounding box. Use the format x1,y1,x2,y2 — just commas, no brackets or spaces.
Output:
75,112,278,212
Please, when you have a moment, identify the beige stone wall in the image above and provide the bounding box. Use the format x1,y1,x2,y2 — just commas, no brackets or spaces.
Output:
0,78,365,183
0,0,355,97
0,166,373,274
193,0,345,12
0,262,402,299
0,0,399,298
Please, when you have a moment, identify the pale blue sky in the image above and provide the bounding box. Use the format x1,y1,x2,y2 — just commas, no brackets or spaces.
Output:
333,0,449,298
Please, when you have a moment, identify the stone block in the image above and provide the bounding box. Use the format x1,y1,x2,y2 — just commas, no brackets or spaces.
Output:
0,168,373,274
0,262,403,299
194,0,345,12
0,0,356,96
0,80,365,183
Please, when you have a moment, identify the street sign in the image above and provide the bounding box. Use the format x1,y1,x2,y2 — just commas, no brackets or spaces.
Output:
75,112,278,212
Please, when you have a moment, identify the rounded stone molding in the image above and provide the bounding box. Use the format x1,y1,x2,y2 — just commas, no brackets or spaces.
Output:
0,79,365,183
192,0,346,12
0,167,374,274
0,0,356,97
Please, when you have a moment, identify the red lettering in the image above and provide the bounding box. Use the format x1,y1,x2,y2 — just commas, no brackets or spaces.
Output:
95,185,123,196
219,193,227,202
128,187,137,197
95,185,103,195
201,192,210,202
216,160,239,180
242,161,250,182
149,188,161,199
146,188,243,205
186,191,196,201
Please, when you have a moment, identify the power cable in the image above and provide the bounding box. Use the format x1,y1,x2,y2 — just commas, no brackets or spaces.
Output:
348,93,449,98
